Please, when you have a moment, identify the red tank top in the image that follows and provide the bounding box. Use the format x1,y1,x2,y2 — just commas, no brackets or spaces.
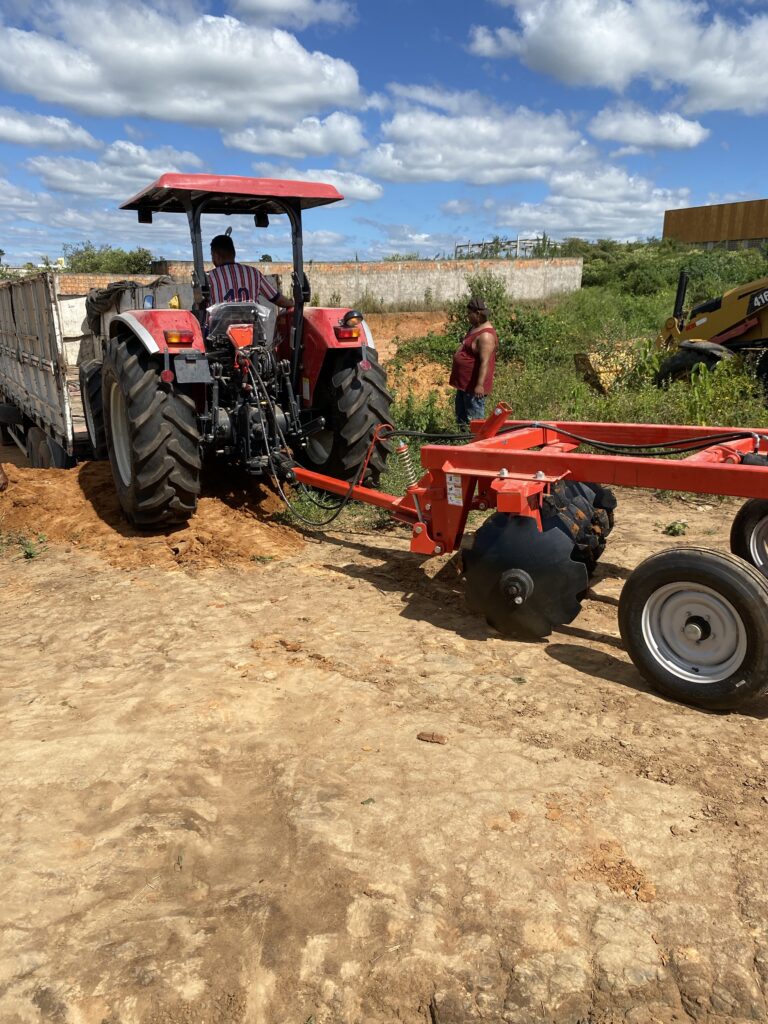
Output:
449,324,498,393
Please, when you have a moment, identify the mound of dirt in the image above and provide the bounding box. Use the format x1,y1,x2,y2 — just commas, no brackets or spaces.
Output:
0,461,302,569
387,356,454,402
365,312,448,363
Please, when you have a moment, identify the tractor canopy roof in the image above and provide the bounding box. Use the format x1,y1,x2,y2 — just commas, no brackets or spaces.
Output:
121,174,344,215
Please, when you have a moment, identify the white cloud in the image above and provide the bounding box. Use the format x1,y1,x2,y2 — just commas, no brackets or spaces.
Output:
441,199,476,217
0,2,362,128
588,103,709,149
362,93,590,184
224,112,366,158
468,0,768,116
25,140,203,198
253,162,382,201
387,83,490,116
0,177,46,212
0,107,99,149
356,217,459,259
231,0,355,28
496,166,690,239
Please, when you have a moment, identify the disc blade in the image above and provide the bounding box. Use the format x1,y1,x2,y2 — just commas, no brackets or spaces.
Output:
464,513,589,638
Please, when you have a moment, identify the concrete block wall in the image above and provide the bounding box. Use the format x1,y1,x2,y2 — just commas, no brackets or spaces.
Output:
152,258,583,307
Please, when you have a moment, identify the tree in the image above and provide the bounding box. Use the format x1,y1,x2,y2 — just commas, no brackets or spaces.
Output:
62,241,153,274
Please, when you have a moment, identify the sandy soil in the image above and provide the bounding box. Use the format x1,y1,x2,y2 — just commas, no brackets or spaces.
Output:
365,312,449,364
1,446,768,1024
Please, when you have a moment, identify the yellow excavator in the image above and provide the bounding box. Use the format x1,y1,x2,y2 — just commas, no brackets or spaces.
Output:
655,270,768,390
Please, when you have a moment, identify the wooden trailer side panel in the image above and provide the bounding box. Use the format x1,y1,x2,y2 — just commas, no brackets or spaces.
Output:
0,273,73,451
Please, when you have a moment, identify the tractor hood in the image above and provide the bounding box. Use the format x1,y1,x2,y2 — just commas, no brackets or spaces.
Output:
121,174,344,216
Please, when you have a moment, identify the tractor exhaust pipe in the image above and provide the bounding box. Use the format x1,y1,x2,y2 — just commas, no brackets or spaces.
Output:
673,270,689,323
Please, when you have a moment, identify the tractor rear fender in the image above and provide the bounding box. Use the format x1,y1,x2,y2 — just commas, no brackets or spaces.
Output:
680,339,736,361
289,307,376,404
109,310,205,355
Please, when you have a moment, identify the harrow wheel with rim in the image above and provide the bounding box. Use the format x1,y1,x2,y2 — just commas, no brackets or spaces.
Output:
463,512,589,638
619,547,768,710
730,498,768,579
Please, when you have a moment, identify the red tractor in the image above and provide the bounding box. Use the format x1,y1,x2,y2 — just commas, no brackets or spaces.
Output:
82,174,392,527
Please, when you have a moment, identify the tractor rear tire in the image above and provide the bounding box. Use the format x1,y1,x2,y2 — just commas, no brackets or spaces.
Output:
102,335,201,528
303,351,393,485
654,348,717,386
80,359,108,460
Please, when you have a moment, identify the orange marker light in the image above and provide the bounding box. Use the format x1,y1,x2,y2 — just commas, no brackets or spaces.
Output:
164,329,194,345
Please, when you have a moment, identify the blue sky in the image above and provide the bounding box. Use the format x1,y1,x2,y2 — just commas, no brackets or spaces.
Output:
0,0,764,265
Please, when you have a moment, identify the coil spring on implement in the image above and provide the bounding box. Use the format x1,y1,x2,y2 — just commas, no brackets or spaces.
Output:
395,441,419,487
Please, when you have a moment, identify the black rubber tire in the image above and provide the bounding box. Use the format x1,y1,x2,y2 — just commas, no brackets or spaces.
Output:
730,499,768,578
654,348,717,386
302,350,392,485
26,426,49,468
79,359,108,460
618,547,768,710
102,335,201,528
25,426,70,469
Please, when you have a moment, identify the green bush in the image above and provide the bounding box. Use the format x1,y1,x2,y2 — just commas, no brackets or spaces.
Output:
391,389,454,433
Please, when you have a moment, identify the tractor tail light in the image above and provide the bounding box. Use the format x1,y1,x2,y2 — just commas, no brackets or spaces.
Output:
160,369,175,384
164,329,195,346
334,326,360,340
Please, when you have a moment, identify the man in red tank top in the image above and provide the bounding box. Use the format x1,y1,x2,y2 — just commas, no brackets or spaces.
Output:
449,296,498,426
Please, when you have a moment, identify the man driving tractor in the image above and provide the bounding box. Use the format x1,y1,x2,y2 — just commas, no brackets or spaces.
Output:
208,233,294,309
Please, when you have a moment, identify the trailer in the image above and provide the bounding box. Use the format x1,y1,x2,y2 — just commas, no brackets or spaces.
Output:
0,271,193,467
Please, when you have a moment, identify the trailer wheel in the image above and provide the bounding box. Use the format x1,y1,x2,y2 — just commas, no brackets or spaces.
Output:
618,547,768,710
303,351,393,485
730,499,768,578
26,426,70,469
79,359,108,460
102,335,201,528
654,348,717,386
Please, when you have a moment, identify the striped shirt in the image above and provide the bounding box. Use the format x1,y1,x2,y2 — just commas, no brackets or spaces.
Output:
207,262,279,306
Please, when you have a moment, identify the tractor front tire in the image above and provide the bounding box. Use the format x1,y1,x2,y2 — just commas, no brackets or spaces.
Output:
102,335,201,528
654,348,717,386
303,352,393,485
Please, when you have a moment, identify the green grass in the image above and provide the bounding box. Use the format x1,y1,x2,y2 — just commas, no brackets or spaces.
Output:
284,259,768,533
0,531,48,559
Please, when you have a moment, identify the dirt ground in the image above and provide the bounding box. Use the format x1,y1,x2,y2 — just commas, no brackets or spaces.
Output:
364,312,448,363
2,443,768,1024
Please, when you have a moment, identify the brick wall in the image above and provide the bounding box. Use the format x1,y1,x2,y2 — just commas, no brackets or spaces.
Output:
54,273,157,296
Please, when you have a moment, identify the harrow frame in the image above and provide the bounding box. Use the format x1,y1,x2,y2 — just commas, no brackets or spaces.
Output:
294,404,768,711
294,403,768,555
